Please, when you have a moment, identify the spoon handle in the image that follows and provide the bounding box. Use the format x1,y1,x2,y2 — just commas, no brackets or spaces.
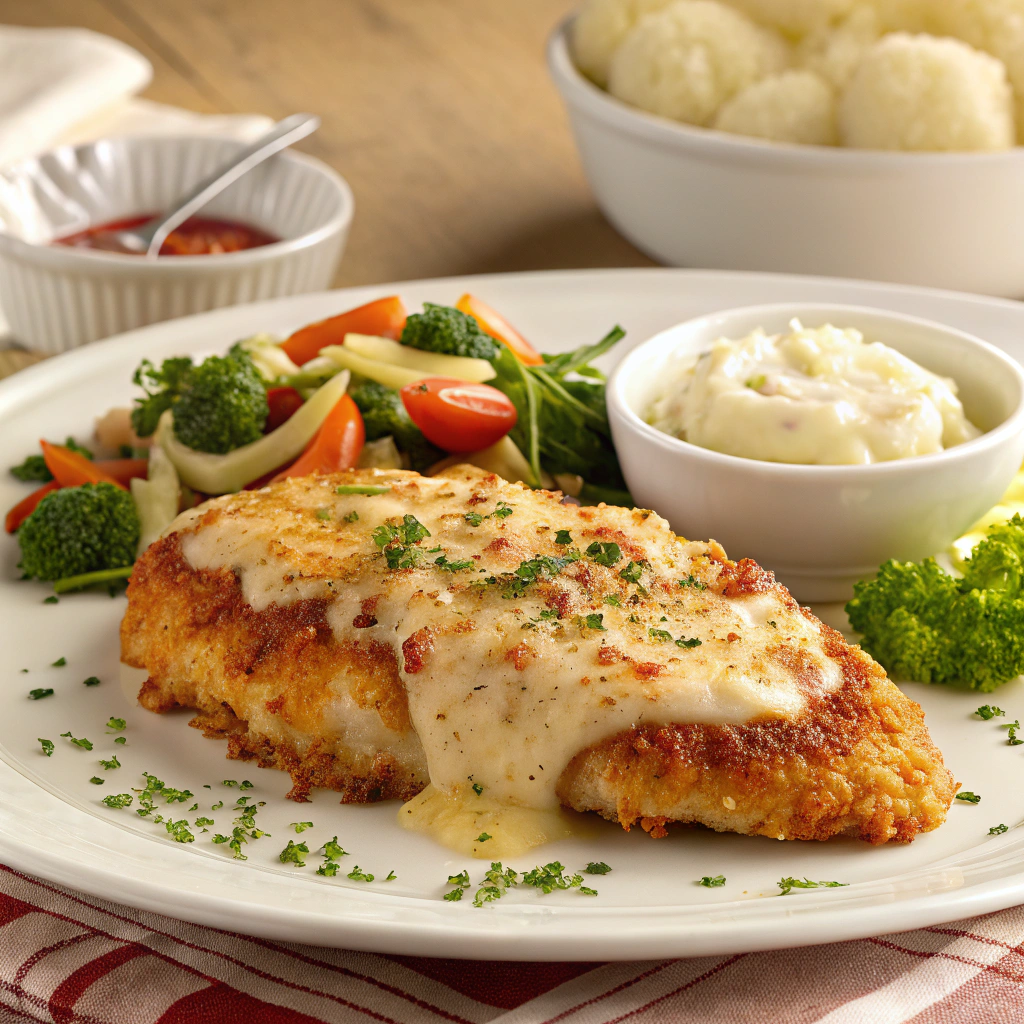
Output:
143,113,321,258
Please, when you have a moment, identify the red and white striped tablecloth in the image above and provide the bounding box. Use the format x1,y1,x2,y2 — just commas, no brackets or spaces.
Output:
1,865,1022,1024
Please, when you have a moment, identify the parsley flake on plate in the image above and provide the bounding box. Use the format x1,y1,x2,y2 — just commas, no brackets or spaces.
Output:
1002,720,1023,746
776,877,847,896
106,717,126,732
289,821,314,833
28,688,54,700
89,776,104,785
83,676,101,687
385,870,397,881
38,738,53,757
322,836,348,861
584,862,612,875
956,791,982,803
51,657,66,667
60,732,92,750
476,832,492,843
699,875,726,888
113,736,126,745
43,596,58,605
472,782,484,795
279,840,309,866
98,755,120,770
975,705,1005,720
101,793,133,809
989,824,1009,835
347,866,374,882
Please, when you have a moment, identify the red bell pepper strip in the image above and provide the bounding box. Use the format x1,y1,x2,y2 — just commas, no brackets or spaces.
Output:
455,293,544,366
94,458,149,486
40,441,126,490
265,386,305,433
280,296,408,366
271,395,365,482
5,481,59,533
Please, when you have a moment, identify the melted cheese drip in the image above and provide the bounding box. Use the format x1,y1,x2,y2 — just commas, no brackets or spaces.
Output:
399,784,591,857
178,470,844,849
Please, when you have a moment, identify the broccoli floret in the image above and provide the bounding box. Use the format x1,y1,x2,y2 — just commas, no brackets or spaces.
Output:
846,523,1024,691
10,438,93,482
130,351,268,454
171,352,268,454
17,483,139,582
400,303,498,360
349,380,442,472
131,356,195,438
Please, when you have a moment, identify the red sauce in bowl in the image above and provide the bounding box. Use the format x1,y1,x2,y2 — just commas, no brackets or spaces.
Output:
55,214,279,256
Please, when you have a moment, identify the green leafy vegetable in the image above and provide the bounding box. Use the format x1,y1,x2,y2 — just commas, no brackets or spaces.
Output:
38,738,54,757
846,517,1024,690
401,303,498,360
17,483,139,582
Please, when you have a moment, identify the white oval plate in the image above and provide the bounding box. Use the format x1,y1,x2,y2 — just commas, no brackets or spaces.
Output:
2,268,1023,961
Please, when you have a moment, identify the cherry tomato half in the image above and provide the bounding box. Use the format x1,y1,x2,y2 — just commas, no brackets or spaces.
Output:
400,377,517,453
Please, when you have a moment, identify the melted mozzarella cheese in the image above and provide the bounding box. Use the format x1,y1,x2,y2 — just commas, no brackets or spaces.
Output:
178,470,843,838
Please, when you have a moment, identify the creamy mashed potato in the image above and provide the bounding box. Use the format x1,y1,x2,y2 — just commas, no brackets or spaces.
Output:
647,320,980,464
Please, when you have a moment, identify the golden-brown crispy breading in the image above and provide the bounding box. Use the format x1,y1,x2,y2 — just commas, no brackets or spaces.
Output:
121,466,956,844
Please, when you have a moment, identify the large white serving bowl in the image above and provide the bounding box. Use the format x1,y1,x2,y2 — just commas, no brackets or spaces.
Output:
548,19,1024,299
0,135,353,354
607,303,1024,602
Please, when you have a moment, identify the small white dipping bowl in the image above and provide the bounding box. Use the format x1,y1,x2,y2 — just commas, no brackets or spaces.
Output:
548,19,1024,298
607,304,1024,603
0,135,353,355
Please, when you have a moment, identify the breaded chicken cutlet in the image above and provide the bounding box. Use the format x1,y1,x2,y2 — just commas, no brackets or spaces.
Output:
121,466,957,848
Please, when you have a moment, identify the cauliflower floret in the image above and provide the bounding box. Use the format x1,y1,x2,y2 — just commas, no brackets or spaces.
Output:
723,0,858,37
571,0,676,88
799,6,881,89
608,0,791,126
933,0,1024,133
871,0,940,32
839,33,1015,151
713,69,838,144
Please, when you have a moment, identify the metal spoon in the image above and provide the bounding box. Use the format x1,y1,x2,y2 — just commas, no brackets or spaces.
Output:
95,113,320,257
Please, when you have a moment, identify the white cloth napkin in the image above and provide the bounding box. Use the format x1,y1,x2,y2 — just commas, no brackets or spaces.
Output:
0,24,274,339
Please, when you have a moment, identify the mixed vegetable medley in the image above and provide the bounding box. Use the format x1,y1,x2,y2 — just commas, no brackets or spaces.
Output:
6,293,628,594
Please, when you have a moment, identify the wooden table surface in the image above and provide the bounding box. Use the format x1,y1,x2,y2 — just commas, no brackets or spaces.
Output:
4,0,654,290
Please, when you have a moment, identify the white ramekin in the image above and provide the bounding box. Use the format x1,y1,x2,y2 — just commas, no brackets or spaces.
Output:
548,18,1024,299
0,135,354,354
607,303,1024,602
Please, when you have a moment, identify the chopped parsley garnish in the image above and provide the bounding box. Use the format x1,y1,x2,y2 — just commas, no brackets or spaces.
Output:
102,793,133,809
38,738,54,757
746,374,767,390
521,861,597,897
335,484,390,495
578,613,607,631
678,575,707,591
472,782,484,795
89,776,104,785
776,877,847,896
43,596,59,605
279,840,309,866
476,832,492,843
676,636,702,649
194,817,215,827
28,688,54,700
385,870,397,881
222,779,253,789
584,862,612,875
465,501,514,527
51,657,66,667
443,887,464,901
321,836,348,862
956,791,982,803
699,875,726,888
98,755,120,770
343,510,360,523
211,800,223,810
83,676,101,687
603,594,622,607
113,736,126,745
434,554,474,572
106,717,126,732
989,824,1009,835
648,626,701,649
164,819,195,843
486,552,581,600
374,514,432,568
586,541,621,567
975,705,1005,720
317,861,341,877
1002,721,1023,746
619,561,644,585
290,821,314,833
554,529,573,545
448,870,470,887
315,507,332,521
649,628,673,642
60,732,92,750
347,866,374,882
